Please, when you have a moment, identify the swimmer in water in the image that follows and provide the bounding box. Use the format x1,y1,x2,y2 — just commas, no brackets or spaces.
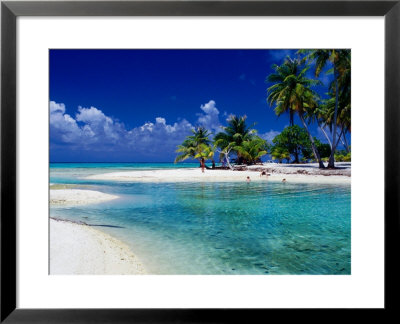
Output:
282,178,286,183
260,171,271,178
246,176,251,182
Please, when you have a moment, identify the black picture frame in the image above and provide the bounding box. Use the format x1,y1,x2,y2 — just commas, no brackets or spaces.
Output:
1,0,399,322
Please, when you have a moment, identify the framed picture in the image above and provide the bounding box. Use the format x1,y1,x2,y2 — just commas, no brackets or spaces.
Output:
1,0,398,322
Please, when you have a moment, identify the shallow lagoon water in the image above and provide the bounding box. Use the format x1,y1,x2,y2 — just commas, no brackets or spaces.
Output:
50,163,351,275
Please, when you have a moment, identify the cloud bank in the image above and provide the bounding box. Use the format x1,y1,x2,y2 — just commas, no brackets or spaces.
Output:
50,100,225,161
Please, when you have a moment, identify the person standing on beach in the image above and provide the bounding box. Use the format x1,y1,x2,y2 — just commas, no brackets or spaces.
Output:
201,158,205,173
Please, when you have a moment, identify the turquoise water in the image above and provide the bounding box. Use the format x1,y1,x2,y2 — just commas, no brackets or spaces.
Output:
50,162,203,184
50,162,201,170
50,163,351,275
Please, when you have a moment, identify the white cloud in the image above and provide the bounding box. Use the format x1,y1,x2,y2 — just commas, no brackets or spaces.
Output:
259,129,280,142
200,100,218,115
50,101,66,114
155,117,166,124
196,100,223,134
50,101,195,157
50,99,231,157
49,101,81,143
76,106,112,124
267,49,296,64
75,106,123,144
126,118,193,156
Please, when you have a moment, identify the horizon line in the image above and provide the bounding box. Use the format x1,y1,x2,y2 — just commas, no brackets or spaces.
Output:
49,161,201,163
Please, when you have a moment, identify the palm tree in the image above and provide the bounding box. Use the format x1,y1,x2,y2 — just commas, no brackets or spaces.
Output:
299,49,351,168
336,53,351,153
271,146,291,163
174,126,212,166
318,92,351,153
194,143,215,166
215,140,235,169
214,115,256,164
188,126,211,146
266,57,325,168
266,57,321,126
234,137,268,165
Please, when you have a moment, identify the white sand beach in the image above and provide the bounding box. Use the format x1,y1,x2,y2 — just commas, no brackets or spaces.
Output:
50,189,118,205
50,218,146,275
86,163,351,184
50,188,144,274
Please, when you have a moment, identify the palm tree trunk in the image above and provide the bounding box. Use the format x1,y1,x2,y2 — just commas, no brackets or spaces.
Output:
334,128,344,150
328,66,340,168
299,114,325,168
336,127,345,148
224,153,233,170
342,129,350,153
294,147,299,163
318,122,332,147
340,136,346,149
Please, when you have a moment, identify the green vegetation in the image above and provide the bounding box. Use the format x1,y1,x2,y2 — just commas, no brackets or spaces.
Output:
334,149,351,162
270,146,290,163
174,127,214,168
175,49,351,169
214,115,256,165
271,125,313,163
299,49,351,168
234,136,268,164
270,125,331,164
266,57,325,168
175,115,268,167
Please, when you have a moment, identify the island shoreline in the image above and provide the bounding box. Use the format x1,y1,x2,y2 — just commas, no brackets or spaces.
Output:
50,217,146,275
85,163,351,184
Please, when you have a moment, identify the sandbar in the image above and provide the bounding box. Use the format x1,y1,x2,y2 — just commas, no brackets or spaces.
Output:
50,189,118,205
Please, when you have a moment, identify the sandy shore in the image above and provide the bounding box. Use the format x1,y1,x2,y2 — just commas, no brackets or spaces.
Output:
50,218,146,275
50,189,119,205
86,163,351,184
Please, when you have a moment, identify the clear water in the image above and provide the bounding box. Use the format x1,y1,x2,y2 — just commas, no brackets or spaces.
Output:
50,163,351,275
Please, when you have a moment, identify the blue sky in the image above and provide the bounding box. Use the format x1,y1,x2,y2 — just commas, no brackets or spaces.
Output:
50,49,345,162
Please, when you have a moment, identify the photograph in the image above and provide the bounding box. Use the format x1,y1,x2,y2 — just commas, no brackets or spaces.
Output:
49,49,351,275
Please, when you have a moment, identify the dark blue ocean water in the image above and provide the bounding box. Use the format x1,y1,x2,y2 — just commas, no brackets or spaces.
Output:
50,163,351,275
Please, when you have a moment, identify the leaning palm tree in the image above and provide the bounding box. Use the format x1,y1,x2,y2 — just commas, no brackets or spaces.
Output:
174,126,212,164
299,49,351,168
338,102,351,153
266,57,325,168
215,139,235,169
174,139,197,163
214,115,256,164
317,92,351,154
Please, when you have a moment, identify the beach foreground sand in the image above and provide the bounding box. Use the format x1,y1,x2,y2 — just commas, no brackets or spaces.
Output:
86,163,351,184
50,218,146,275
50,189,118,205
